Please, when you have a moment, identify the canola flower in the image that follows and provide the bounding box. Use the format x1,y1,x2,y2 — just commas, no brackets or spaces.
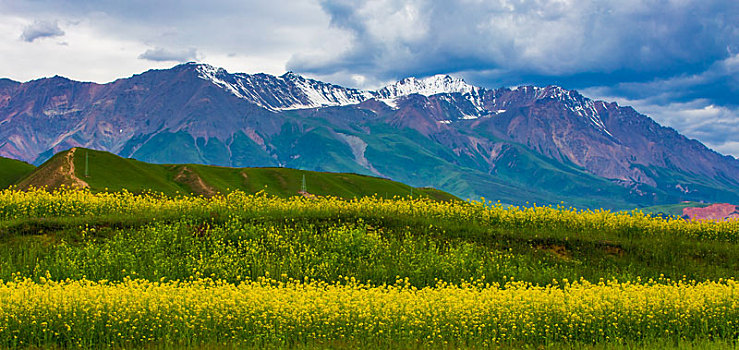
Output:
2,188,739,347
1,187,738,242
1,277,738,348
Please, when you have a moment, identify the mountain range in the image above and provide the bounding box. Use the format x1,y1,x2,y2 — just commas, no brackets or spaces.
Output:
1,62,738,209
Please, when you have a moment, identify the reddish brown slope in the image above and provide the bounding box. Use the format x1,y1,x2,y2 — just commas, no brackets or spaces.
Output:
683,203,739,221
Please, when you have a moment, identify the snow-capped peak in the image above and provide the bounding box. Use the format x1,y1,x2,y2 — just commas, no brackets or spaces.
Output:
377,74,479,99
193,63,489,112
191,62,220,75
275,72,374,110
193,63,250,101
525,85,612,137
194,64,373,111
191,64,606,136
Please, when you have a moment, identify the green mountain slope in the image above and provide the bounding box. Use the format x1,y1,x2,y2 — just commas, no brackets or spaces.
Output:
0,157,35,188
352,124,648,209
16,148,458,201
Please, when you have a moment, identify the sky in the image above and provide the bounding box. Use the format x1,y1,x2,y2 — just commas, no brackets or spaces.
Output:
0,0,737,157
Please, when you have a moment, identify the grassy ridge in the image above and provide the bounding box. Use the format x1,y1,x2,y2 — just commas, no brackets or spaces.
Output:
0,157,34,188
76,148,458,200
185,164,454,200
11,148,457,201
74,149,185,194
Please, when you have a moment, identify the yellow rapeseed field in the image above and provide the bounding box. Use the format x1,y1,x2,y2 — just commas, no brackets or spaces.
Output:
1,277,739,347
2,188,739,347
1,187,737,241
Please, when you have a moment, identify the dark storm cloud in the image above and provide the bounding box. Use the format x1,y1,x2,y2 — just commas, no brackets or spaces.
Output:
580,53,739,157
587,54,739,107
20,20,64,42
291,0,737,83
139,47,199,62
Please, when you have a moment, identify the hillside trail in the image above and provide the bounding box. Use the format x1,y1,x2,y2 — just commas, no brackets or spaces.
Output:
67,148,90,189
173,166,216,197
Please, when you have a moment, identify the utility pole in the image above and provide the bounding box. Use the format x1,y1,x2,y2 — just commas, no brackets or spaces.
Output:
301,174,307,193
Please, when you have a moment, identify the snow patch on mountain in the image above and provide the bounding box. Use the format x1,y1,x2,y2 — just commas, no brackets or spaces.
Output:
278,72,373,110
376,75,486,112
194,63,609,136
379,98,399,110
196,64,373,111
195,64,248,100
376,75,478,98
197,63,489,112
533,85,613,138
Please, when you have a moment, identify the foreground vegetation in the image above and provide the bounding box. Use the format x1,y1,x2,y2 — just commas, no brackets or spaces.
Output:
1,188,739,348
4,277,739,348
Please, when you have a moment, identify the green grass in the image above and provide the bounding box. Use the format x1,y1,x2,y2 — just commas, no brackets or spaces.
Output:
186,163,456,200
2,212,738,287
0,157,35,188
13,147,459,201
75,149,186,194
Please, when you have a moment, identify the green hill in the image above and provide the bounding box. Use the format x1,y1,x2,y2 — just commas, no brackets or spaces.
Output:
0,157,35,189
15,148,458,201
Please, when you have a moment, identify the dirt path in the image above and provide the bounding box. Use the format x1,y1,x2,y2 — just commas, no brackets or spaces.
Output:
173,166,216,197
67,148,90,189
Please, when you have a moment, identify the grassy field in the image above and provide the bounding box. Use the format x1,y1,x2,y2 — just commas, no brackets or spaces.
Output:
1,188,739,348
0,157,35,189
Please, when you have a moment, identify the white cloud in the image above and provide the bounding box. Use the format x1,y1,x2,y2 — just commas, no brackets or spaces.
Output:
0,0,346,82
712,142,739,159
20,20,64,42
0,15,169,83
139,47,199,62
